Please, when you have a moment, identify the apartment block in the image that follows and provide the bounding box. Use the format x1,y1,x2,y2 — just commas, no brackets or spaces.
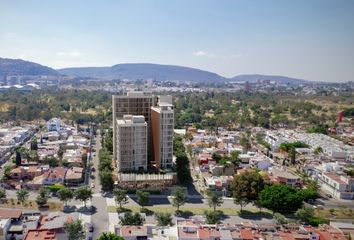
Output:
151,103,174,169
113,92,174,172
115,115,147,172
112,92,157,163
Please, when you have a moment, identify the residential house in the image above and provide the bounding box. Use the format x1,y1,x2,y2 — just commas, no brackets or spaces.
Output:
42,167,67,185
65,167,84,186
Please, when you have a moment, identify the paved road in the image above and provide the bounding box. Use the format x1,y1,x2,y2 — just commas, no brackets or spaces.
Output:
90,132,109,239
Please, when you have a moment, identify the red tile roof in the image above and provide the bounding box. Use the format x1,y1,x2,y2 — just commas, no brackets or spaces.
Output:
24,229,56,240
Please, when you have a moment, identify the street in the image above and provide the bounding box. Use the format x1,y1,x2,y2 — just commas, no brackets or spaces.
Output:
89,131,109,239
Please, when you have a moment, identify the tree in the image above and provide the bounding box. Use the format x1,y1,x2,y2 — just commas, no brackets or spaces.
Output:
74,186,92,208
15,149,22,166
274,213,288,225
240,137,251,152
212,152,222,162
119,212,145,226
232,170,264,211
295,207,315,222
230,151,241,166
313,146,323,155
113,189,129,209
99,170,114,191
258,184,303,214
155,212,173,226
57,187,74,207
43,156,59,167
204,210,222,224
98,232,124,240
175,153,191,185
64,219,85,240
30,137,38,150
299,188,318,202
136,190,149,209
206,191,223,211
3,165,12,179
17,189,29,205
0,188,6,202
172,187,186,212
36,187,50,207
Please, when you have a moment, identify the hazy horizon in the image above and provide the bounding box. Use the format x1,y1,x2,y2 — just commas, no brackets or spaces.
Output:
1,0,354,82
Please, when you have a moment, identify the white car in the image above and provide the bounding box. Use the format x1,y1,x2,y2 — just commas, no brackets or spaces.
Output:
90,183,95,188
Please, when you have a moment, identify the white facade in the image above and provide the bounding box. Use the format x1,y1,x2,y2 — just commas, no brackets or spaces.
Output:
151,103,174,169
47,118,61,132
312,162,354,199
116,115,147,172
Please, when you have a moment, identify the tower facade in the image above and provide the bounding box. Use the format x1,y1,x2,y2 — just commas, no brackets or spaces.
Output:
115,115,147,172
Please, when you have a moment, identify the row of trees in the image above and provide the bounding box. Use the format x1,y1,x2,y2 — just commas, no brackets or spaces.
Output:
99,148,114,192
173,135,191,185
11,185,93,209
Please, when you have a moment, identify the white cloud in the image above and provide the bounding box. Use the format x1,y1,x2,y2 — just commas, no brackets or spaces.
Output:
0,49,7,54
193,50,242,59
56,50,83,57
3,32,14,39
192,51,216,57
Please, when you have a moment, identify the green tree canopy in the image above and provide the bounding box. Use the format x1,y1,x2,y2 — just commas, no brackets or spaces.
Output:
98,233,124,240
64,219,85,240
113,189,129,209
172,187,187,212
119,212,145,226
155,212,173,226
258,184,304,214
232,170,264,211
57,187,74,207
74,186,92,208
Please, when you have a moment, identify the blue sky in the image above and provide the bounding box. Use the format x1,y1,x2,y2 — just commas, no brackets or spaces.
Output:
1,0,354,81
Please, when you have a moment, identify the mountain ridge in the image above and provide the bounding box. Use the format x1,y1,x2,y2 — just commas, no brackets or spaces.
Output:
58,63,227,83
0,57,59,77
0,57,315,84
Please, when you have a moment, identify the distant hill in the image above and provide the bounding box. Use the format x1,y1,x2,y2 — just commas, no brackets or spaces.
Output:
231,74,310,85
0,57,315,85
58,63,226,82
0,57,59,77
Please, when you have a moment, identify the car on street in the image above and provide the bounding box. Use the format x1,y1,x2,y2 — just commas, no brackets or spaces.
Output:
90,183,95,188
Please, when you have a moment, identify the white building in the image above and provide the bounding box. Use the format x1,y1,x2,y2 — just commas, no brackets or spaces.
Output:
312,162,354,199
47,118,61,132
151,102,174,169
116,115,147,172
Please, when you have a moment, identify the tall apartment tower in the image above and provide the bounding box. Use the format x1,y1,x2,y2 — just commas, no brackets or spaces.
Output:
151,102,174,169
112,92,174,171
115,115,147,171
112,92,157,163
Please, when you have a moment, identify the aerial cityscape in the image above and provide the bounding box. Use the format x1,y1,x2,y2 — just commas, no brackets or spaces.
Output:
0,0,354,240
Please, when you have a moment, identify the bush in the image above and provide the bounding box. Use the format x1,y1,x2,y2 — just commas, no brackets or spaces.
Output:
204,210,222,224
47,185,65,193
308,217,329,226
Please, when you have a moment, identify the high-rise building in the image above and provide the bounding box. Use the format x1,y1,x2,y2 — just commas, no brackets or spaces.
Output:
115,115,147,172
112,92,174,172
151,102,174,169
112,92,157,163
